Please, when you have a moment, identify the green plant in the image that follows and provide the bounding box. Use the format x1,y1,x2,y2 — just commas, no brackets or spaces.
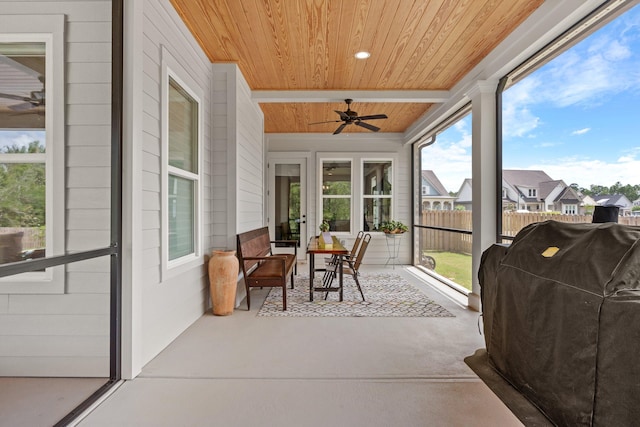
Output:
319,220,330,232
380,220,408,233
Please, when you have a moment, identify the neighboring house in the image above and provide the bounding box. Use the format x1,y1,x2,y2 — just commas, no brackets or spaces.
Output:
502,170,582,214
593,194,633,216
421,170,456,211
455,178,472,211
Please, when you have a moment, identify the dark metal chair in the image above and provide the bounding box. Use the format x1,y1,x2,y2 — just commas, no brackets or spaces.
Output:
323,231,364,285
324,233,370,301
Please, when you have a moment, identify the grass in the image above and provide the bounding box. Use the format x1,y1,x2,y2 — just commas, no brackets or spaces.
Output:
423,251,472,291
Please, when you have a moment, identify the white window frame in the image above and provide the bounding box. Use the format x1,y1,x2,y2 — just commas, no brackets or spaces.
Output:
563,204,577,215
319,157,353,234
0,16,65,294
160,46,203,280
317,152,397,237
362,158,393,232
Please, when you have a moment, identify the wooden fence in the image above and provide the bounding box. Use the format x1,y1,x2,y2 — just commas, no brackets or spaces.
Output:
0,227,45,250
419,211,640,254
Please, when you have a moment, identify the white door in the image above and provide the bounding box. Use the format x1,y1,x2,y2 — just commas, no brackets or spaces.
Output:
268,157,307,260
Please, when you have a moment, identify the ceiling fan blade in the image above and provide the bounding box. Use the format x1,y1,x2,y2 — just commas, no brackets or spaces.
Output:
0,92,31,102
355,121,380,132
356,114,388,121
309,119,341,125
9,102,36,112
334,110,349,121
333,123,347,135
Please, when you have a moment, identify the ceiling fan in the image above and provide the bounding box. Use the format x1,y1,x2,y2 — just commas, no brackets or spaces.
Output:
0,90,45,111
0,53,45,112
309,99,388,135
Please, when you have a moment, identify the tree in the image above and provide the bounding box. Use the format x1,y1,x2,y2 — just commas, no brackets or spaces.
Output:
0,141,46,228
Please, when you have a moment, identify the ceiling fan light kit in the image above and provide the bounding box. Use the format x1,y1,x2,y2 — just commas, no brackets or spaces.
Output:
309,99,388,135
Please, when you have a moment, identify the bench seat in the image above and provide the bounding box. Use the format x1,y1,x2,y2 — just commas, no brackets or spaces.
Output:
237,227,297,311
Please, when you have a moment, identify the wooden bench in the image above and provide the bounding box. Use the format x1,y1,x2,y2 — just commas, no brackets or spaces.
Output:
236,227,297,311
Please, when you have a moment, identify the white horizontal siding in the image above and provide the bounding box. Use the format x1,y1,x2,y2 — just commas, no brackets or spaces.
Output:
66,209,110,230
66,125,110,146
134,0,213,370
235,75,265,233
66,272,110,294
0,314,108,335
66,42,111,63
67,167,111,188
0,335,108,357
8,294,109,315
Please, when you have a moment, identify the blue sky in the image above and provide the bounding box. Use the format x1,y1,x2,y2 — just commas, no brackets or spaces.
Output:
424,4,640,192
0,130,45,151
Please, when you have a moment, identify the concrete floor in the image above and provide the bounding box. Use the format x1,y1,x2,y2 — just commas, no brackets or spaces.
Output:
76,266,522,426
0,377,106,427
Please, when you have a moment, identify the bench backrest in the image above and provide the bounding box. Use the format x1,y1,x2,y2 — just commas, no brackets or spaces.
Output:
236,227,272,273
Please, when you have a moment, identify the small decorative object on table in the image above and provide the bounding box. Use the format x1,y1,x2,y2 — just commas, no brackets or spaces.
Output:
381,220,407,269
318,220,333,247
208,250,239,316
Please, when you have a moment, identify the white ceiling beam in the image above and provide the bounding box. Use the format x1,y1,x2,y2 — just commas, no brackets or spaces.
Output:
251,90,450,103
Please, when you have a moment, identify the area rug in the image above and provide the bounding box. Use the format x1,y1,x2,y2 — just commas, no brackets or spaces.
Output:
257,272,455,317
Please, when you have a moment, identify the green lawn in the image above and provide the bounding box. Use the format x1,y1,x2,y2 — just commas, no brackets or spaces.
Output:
423,251,472,291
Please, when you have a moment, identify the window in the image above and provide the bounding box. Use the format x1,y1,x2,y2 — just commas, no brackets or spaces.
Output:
321,160,351,232
319,154,396,234
416,108,472,293
168,78,198,261
528,188,536,197
0,42,46,266
0,33,65,292
161,46,202,275
564,204,577,215
363,161,392,231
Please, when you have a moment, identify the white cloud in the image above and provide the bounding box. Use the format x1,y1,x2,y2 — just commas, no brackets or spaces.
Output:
504,20,640,138
422,122,472,191
529,156,640,188
572,128,591,135
0,131,46,151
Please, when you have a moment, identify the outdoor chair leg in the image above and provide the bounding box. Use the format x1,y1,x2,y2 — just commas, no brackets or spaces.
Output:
353,273,365,301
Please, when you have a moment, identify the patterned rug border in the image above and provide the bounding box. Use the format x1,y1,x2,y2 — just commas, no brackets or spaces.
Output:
257,272,455,318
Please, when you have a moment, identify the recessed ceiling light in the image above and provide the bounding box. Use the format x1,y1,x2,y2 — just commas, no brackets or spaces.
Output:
355,51,371,59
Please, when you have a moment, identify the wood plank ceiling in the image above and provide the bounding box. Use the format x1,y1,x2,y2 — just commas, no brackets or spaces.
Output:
170,0,544,134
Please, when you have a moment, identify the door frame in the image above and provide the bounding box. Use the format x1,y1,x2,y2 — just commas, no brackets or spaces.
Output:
267,153,309,261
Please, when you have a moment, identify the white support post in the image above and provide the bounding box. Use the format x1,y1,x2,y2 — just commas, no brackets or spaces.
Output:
467,81,498,312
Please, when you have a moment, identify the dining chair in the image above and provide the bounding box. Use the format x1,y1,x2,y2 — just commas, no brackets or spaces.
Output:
324,233,370,301
323,231,364,285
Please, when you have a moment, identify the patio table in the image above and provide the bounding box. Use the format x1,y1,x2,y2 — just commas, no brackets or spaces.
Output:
306,236,348,301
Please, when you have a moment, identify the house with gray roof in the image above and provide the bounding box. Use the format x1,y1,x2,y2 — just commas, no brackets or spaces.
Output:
421,170,456,211
455,178,473,211
502,169,583,214
593,194,633,216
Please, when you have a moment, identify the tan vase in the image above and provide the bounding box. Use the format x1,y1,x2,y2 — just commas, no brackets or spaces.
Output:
208,250,239,316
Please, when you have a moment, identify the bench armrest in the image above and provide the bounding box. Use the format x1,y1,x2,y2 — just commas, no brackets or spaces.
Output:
270,240,297,257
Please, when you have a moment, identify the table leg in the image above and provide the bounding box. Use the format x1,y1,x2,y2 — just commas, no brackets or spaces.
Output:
309,253,314,301
339,254,344,302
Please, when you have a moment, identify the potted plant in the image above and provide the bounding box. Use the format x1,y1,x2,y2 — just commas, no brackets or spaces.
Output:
319,220,330,232
380,220,408,234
